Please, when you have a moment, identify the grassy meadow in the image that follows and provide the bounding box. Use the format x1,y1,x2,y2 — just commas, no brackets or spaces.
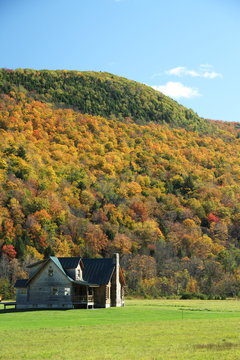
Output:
1,299,240,360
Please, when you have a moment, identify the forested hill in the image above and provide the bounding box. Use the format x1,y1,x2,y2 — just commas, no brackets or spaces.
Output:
1,89,240,299
0,68,213,133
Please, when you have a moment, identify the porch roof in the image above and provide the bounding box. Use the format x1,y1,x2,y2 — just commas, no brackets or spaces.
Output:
73,280,99,287
14,279,28,288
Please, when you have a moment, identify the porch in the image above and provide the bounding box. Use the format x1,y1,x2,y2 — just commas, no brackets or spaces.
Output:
72,295,94,308
72,284,96,309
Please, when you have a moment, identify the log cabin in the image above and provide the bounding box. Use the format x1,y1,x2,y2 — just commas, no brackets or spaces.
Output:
14,253,125,309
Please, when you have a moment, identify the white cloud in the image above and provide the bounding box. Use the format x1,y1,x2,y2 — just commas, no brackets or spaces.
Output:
166,67,198,77
152,82,201,99
166,65,222,79
202,71,222,79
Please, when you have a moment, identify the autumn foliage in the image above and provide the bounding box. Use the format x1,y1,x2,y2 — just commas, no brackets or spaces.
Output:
1,75,240,298
1,245,17,259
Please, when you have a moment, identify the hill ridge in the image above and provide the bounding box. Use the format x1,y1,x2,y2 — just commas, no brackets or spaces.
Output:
0,68,214,133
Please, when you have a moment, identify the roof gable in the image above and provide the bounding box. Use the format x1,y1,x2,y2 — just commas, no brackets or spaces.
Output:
26,257,73,286
27,259,46,268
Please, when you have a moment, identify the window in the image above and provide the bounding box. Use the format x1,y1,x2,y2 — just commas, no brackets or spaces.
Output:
77,269,81,279
52,287,59,296
64,288,70,296
20,288,27,295
48,267,53,277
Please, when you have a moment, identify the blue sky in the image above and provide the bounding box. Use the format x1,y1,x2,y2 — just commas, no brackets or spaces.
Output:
0,0,239,122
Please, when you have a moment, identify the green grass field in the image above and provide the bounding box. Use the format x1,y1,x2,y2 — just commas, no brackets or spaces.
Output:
1,299,240,360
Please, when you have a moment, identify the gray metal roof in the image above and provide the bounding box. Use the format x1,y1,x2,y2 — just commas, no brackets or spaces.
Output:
82,258,115,285
57,257,116,285
58,257,81,269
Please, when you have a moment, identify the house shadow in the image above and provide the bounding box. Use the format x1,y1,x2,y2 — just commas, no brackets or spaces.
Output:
0,307,72,314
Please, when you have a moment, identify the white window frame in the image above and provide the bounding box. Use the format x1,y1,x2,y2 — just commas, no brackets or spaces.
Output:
64,288,71,296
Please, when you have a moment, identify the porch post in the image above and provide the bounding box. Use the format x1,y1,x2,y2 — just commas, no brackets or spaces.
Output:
86,286,88,309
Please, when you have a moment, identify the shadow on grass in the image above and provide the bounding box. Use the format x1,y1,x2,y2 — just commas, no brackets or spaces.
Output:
193,342,239,351
0,308,71,314
0,306,101,314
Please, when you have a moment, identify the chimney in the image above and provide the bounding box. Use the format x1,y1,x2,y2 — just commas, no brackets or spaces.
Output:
113,253,119,265
112,253,121,306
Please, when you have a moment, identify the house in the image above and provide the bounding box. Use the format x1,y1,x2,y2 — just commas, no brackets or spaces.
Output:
14,253,125,309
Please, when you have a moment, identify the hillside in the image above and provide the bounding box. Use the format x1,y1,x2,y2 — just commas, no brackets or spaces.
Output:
0,68,215,133
1,72,240,299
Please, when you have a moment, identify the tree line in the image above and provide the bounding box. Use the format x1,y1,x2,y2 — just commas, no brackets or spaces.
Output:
0,68,215,133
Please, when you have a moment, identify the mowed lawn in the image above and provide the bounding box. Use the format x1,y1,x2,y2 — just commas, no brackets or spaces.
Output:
1,299,240,360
